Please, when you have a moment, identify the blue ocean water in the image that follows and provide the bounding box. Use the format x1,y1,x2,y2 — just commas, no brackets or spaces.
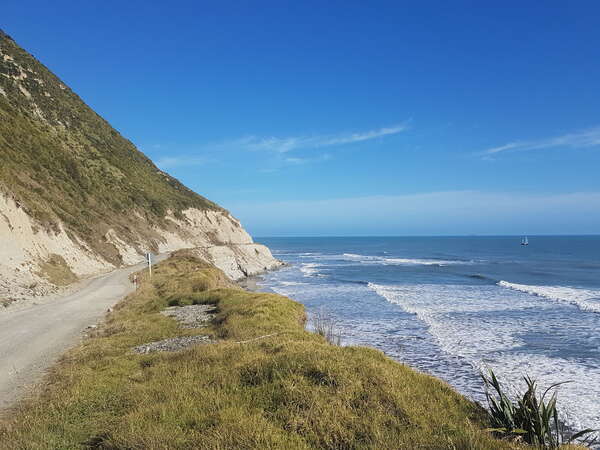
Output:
255,236,600,432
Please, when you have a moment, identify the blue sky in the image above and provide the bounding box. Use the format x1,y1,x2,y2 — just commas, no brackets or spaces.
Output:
4,1,600,236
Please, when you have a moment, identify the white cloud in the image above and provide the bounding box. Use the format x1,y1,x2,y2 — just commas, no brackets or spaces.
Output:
481,126,600,155
238,121,410,153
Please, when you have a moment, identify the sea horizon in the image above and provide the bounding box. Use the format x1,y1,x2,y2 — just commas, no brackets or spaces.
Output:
257,234,600,238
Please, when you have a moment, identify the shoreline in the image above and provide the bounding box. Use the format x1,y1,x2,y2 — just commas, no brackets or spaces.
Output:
0,253,522,448
237,274,265,292
252,243,600,438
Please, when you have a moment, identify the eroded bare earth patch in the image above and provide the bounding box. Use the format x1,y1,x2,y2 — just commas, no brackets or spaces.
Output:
160,304,216,328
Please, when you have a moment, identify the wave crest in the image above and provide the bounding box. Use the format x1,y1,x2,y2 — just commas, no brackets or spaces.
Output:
498,281,600,313
342,253,470,266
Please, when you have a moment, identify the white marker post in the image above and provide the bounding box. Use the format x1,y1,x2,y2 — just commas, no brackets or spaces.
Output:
146,252,152,279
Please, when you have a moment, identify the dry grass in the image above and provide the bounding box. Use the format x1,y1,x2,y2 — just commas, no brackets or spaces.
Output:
0,254,526,449
36,254,78,286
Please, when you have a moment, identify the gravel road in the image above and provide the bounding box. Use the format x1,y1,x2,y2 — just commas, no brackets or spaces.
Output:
0,254,167,409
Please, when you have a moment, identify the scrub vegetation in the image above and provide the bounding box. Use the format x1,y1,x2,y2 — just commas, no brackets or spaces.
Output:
0,30,221,264
0,252,530,449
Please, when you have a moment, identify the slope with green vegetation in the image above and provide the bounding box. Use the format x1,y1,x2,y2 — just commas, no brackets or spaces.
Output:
0,29,280,301
0,252,524,449
0,29,220,261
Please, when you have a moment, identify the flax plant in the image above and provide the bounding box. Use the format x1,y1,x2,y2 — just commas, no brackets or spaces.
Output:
481,369,597,448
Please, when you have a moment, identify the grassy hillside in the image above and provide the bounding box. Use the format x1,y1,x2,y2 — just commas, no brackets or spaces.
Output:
0,30,221,263
0,252,524,449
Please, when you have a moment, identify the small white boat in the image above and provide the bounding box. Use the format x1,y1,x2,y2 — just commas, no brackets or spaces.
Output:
521,236,529,246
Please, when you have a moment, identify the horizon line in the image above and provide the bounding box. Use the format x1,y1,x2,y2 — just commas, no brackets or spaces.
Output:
254,233,600,238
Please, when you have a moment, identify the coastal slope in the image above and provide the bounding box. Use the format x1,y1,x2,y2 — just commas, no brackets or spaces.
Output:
0,29,280,303
0,253,522,449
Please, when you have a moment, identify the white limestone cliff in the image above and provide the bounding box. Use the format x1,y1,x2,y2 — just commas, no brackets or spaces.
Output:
0,194,281,303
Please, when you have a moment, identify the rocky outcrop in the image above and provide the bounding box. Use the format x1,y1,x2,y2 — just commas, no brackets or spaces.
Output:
188,244,283,281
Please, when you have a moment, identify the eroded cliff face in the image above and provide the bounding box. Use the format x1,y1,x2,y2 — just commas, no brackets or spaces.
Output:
0,30,281,304
0,194,281,303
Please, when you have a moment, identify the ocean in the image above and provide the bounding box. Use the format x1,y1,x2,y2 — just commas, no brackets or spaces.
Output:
254,236,600,433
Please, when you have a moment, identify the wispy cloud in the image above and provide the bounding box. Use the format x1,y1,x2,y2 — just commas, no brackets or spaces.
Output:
283,153,332,165
237,121,410,153
151,121,409,171
481,126,600,156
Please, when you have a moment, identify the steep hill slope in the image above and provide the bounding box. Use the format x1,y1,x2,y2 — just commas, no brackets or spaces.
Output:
0,29,280,302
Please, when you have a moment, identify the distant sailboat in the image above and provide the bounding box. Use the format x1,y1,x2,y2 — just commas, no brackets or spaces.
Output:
521,236,529,246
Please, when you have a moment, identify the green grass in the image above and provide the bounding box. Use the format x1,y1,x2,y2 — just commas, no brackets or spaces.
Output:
0,31,222,264
0,253,528,449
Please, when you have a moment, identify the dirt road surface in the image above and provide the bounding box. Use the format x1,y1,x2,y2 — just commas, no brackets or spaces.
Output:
0,254,167,409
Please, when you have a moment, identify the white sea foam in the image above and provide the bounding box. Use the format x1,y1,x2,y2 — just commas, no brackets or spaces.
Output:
382,257,463,266
367,282,538,355
341,253,470,266
300,262,321,277
367,281,600,433
342,253,364,259
279,281,308,286
298,252,323,258
271,278,370,304
498,281,600,313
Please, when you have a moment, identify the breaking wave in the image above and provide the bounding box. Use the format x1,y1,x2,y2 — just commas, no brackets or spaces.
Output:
341,253,471,266
367,281,600,432
498,281,600,313
300,263,321,277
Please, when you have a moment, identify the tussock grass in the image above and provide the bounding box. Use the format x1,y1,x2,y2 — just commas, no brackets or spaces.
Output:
1,254,526,449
